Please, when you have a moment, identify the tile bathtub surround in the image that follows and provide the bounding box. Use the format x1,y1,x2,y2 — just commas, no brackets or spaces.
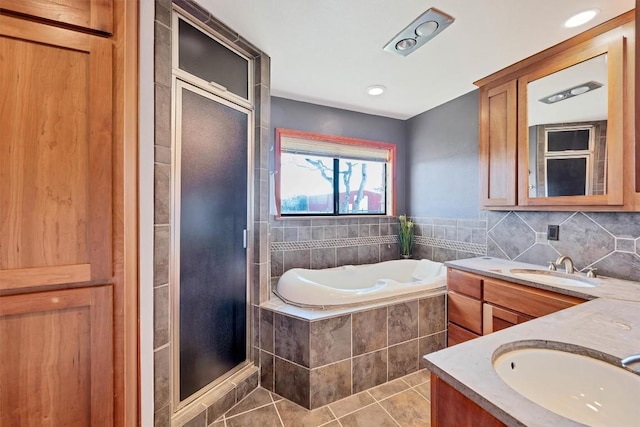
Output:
153,0,271,425
258,293,446,409
212,369,433,427
411,216,488,263
486,211,640,282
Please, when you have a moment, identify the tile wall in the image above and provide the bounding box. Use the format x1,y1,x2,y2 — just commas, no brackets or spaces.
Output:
257,294,446,409
153,0,271,425
486,211,640,282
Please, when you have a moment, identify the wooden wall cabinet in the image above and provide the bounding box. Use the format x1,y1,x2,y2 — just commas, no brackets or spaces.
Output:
0,0,113,33
475,12,637,210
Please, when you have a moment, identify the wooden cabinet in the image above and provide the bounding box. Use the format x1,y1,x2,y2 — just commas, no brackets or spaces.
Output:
431,373,506,427
0,1,137,423
0,14,113,292
447,268,483,346
0,0,113,33
475,11,638,210
479,80,517,207
0,287,113,425
446,268,586,345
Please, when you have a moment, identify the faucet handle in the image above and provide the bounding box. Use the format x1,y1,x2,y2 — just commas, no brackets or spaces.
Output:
586,268,598,278
548,262,557,271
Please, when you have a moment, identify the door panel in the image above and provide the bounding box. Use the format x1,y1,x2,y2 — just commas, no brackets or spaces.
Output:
0,15,113,290
0,286,113,426
0,0,113,33
176,82,249,401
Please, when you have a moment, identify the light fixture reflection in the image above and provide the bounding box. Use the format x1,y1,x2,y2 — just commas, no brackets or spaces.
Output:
564,9,600,28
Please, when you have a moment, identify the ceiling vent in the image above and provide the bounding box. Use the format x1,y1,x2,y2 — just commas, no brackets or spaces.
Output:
383,7,455,57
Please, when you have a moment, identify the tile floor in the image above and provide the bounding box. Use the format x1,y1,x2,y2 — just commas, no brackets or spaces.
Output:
211,369,432,426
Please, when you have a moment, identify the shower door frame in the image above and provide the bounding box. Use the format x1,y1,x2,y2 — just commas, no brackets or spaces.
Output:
169,11,254,409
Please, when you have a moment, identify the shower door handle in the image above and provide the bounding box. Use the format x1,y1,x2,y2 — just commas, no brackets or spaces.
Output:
243,229,247,249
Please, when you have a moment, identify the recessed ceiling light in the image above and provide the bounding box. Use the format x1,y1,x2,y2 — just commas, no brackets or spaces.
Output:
367,85,386,96
564,9,599,28
415,21,438,37
395,38,417,51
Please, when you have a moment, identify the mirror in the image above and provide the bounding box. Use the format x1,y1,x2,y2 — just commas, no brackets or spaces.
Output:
526,54,608,198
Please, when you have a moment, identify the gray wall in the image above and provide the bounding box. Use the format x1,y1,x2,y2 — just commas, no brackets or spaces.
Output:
271,96,408,213
406,90,479,219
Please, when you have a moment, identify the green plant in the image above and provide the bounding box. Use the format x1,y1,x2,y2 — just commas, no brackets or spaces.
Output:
398,214,414,256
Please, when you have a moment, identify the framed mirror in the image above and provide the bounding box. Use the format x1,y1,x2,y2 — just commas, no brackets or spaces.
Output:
517,36,625,206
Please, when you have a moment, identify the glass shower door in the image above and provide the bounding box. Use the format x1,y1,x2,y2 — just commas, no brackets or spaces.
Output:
174,80,249,402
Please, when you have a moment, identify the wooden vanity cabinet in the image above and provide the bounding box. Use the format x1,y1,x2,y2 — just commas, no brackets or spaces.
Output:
447,268,483,345
447,268,586,343
431,374,506,427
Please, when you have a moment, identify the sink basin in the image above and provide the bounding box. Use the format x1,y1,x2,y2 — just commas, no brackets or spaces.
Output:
509,268,598,288
494,347,640,426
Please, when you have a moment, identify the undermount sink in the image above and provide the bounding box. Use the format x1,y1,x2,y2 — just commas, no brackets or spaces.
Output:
494,347,640,426
509,268,598,288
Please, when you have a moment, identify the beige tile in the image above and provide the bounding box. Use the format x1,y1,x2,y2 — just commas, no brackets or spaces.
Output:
270,392,284,402
339,403,398,427
379,389,430,427
329,392,376,418
226,388,273,418
226,403,282,427
402,369,431,387
275,398,335,427
318,421,341,427
368,378,410,401
414,381,431,401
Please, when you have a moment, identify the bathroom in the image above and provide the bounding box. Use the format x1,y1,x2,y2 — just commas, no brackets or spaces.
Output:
143,0,640,426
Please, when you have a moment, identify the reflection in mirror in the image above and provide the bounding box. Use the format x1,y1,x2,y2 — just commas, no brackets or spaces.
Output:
527,54,607,197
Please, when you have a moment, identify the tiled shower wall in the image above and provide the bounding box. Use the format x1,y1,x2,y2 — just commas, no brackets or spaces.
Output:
486,211,640,282
153,0,271,425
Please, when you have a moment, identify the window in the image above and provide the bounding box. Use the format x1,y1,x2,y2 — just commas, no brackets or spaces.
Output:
544,125,595,196
275,129,396,216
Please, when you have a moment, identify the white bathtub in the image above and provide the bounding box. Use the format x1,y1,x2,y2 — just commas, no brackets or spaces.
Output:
274,259,447,307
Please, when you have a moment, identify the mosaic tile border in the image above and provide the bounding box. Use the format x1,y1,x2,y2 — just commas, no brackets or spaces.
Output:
270,235,397,251
415,236,486,255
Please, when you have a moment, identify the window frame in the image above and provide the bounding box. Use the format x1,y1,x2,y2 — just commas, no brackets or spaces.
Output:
275,128,397,217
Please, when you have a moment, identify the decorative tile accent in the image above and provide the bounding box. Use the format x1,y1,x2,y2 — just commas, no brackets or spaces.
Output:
271,235,397,251
414,236,486,255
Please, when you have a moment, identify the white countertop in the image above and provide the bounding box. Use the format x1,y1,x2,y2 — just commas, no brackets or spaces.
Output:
423,257,640,427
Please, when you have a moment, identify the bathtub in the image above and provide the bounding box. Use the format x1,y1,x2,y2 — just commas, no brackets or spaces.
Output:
274,259,447,307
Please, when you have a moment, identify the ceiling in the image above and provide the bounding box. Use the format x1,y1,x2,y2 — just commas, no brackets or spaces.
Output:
199,0,634,120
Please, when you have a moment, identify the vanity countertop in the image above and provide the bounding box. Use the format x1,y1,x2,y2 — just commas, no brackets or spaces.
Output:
423,297,640,427
424,257,640,426
445,256,640,302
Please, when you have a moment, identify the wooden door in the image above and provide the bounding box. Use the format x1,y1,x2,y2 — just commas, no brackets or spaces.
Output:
0,0,113,33
0,286,113,425
479,80,517,207
0,14,113,292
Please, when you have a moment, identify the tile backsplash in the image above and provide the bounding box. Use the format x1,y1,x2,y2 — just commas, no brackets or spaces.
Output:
270,212,640,283
486,211,640,282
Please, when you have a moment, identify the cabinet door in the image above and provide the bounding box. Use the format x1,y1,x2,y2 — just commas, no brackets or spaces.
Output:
479,80,517,207
482,303,532,334
0,0,112,33
0,286,113,426
0,15,113,291
448,292,483,335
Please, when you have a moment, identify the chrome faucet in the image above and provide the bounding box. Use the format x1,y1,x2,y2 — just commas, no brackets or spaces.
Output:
621,354,640,367
555,255,575,274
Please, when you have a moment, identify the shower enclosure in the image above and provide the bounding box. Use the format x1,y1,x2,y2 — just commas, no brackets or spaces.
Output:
171,12,253,405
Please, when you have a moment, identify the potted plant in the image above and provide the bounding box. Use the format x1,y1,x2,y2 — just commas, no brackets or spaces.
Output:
398,214,414,258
